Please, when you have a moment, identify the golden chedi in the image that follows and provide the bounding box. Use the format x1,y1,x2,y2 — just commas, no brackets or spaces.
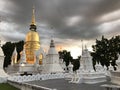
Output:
24,7,40,64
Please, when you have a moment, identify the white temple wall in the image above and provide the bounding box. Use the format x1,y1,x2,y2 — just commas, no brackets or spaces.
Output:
46,54,59,64
19,64,35,73
110,71,120,85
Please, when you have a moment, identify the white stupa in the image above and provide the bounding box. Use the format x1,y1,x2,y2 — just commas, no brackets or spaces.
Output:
71,46,106,84
44,39,63,73
81,46,94,72
0,41,8,83
19,49,26,64
11,47,17,65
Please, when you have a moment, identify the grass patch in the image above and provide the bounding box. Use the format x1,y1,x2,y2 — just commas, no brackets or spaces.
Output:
0,83,20,90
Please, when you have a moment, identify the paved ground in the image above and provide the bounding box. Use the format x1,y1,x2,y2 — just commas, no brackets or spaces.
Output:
27,79,109,90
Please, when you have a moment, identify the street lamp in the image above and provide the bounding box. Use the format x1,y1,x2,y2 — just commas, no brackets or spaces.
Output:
21,63,25,73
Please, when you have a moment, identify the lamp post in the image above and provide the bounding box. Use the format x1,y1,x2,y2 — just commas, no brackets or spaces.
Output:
21,63,25,73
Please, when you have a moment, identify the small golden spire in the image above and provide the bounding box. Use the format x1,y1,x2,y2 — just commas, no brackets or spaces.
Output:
31,6,36,25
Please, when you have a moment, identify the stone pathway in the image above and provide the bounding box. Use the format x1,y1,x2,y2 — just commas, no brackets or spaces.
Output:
27,79,108,90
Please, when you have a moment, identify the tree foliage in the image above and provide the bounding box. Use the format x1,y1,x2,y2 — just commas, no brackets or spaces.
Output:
59,50,73,67
91,35,120,70
15,41,24,60
2,42,15,68
59,50,80,71
2,41,24,68
72,58,80,71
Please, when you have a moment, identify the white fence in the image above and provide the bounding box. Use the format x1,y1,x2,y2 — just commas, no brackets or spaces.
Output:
8,73,65,82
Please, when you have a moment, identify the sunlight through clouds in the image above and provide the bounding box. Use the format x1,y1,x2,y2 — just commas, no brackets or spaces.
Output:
98,9,120,23
98,19,120,33
64,16,83,26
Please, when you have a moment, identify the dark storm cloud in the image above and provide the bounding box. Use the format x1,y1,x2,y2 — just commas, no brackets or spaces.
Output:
0,0,120,42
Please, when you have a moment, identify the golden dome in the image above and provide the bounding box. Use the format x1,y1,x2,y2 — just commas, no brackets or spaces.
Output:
25,30,40,42
24,30,40,64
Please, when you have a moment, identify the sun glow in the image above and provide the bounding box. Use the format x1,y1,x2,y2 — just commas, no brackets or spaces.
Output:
56,40,94,59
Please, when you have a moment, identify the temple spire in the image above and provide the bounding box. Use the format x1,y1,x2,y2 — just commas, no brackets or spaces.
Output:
30,6,37,31
31,6,36,25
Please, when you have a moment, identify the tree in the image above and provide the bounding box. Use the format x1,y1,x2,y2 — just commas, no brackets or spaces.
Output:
72,58,80,72
59,50,81,72
59,50,73,70
91,35,120,70
15,40,24,60
2,41,24,68
2,42,15,67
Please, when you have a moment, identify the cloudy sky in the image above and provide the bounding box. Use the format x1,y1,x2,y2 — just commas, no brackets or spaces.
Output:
0,0,120,58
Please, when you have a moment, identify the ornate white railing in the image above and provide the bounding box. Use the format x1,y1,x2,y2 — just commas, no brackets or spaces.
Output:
8,73,65,82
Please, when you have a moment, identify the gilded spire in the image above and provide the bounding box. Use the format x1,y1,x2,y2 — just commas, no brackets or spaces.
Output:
31,6,36,25
30,6,37,31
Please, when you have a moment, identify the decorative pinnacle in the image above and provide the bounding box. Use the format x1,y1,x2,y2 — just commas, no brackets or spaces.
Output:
31,6,36,25
30,6,37,31
50,39,55,47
